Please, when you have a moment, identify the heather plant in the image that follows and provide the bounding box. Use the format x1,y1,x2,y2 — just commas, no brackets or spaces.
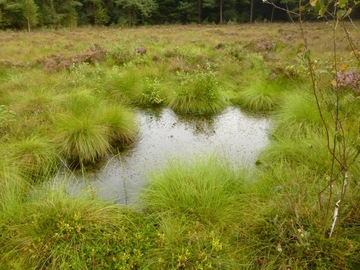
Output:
333,68,360,94
107,45,136,66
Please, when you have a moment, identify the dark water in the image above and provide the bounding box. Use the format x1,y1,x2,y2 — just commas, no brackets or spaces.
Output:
69,107,271,204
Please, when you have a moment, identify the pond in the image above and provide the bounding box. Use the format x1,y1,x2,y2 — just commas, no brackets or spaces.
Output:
68,106,271,205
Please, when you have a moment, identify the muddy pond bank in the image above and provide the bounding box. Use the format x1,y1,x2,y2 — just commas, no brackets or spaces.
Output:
67,106,271,204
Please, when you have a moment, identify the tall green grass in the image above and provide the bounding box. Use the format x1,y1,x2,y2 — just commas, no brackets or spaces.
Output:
169,68,227,115
97,104,138,145
53,113,111,165
7,135,59,180
53,89,138,165
272,90,328,138
141,156,245,228
235,78,289,112
0,154,29,216
140,156,254,268
244,161,360,269
258,134,332,174
104,68,142,105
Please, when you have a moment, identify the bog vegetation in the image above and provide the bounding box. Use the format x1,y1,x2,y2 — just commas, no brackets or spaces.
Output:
1,14,360,270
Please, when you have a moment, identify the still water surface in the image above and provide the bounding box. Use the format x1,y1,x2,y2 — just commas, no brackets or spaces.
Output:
69,107,271,204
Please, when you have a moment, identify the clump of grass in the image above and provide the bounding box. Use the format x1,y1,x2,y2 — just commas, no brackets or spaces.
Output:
257,134,332,175
272,90,328,138
60,88,102,116
97,104,138,145
54,89,138,165
104,68,142,105
7,135,59,180
141,156,244,228
169,66,227,115
235,78,288,112
0,182,157,269
9,87,60,116
53,113,110,165
0,153,29,215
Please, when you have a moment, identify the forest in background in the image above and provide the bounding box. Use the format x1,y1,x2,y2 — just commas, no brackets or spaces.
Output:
2,0,360,31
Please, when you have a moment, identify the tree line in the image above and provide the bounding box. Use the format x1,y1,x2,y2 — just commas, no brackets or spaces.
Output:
0,0,359,31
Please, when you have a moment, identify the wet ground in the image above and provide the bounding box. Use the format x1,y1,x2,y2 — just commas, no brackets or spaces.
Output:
69,107,271,204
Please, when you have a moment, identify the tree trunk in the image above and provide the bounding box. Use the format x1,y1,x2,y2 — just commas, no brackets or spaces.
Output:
27,18,31,33
219,0,223,24
198,0,202,23
250,0,254,23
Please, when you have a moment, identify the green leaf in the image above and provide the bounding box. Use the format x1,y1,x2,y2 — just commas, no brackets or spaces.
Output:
310,0,318,6
318,6,328,17
304,49,311,59
342,8,352,18
336,10,346,19
338,0,348,8
296,43,304,54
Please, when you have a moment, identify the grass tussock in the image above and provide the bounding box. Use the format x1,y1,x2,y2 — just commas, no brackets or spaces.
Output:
169,67,227,115
53,114,111,165
97,104,138,145
272,90,328,138
235,78,288,112
141,156,245,228
258,134,332,174
7,135,59,180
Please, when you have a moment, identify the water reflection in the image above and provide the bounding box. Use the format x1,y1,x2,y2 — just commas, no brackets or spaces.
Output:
70,107,271,204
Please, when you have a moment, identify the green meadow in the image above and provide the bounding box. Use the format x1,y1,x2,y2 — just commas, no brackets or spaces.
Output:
1,23,360,269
